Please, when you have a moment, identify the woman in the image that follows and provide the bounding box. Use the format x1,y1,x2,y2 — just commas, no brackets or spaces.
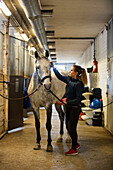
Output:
53,65,87,155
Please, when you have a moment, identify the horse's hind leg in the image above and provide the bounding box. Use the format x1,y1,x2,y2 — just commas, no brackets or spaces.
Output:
33,109,41,150
55,104,64,143
46,105,53,152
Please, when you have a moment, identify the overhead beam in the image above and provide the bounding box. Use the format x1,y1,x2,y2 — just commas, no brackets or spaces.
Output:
50,54,56,57
51,57,56,60
47,41,55,46
49,48,56,52
41,10,53,17
46,30,55,36
47,37,95,40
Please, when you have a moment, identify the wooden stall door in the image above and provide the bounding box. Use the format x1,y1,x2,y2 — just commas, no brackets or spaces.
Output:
8,76,24,130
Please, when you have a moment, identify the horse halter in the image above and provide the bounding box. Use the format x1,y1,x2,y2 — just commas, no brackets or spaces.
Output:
40,75,52,84
39,75,52,91
36,66,52,90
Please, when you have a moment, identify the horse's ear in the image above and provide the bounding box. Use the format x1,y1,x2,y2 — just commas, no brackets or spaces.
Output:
35,51,40,59
45,50,49,58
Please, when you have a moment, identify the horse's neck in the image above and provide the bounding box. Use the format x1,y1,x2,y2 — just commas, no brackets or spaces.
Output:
28,71,39,94
33,71,39,86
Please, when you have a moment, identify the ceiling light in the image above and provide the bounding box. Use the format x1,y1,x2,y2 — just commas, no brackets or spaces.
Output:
14,32,21,39
21,32,29,41
0,0,11,16
30,47,36,52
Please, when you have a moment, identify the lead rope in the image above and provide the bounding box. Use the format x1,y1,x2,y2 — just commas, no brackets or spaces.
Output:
48,88,113,108
43,84,66,105
49,89,66,105
0,85,42,101
1,83,112,108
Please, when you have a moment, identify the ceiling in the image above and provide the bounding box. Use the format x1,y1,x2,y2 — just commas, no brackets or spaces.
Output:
2,0,113,63
40,0,113,63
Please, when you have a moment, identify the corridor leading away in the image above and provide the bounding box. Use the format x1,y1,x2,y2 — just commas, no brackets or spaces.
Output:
0,107,113,170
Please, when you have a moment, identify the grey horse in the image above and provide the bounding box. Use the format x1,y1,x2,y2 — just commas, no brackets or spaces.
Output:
28,51,70,152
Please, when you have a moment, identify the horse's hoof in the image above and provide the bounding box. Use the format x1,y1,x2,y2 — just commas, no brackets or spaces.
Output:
57,137,63,143
47,145,53,152
34,143,41,150
66,138,72,143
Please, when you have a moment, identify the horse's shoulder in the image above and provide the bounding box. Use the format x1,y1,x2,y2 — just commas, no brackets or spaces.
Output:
28,72,38,94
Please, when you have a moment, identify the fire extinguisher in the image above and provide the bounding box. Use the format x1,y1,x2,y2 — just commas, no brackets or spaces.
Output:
93,59,98,73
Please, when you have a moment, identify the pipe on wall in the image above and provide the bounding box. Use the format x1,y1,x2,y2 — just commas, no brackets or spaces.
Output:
20,0,48,51
4,0,47,55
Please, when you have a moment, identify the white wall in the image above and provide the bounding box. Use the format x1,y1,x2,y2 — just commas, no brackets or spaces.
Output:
96,30,107,127
107,18,113,134
77,28,108,128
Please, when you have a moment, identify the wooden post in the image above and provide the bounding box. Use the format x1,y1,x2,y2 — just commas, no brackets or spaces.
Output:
3,18,10,132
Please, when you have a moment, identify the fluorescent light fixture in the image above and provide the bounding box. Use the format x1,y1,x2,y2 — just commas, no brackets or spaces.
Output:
0,0,11,16
28,46,36,52
14,32,22,39
30,47,36,52
21,32,29,41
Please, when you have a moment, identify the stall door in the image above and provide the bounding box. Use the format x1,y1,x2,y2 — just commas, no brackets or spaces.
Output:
8,76,24,130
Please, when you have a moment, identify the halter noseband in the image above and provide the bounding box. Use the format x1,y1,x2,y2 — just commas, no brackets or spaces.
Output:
40,75,52,83
39,75,52,90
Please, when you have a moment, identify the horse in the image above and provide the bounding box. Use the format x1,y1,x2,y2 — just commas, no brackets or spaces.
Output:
28,51,70,152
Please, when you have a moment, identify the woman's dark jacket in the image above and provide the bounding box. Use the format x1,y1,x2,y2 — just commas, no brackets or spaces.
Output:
53,68,84,106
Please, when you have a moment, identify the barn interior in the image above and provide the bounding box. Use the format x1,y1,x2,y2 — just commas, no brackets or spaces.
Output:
0,0,113,169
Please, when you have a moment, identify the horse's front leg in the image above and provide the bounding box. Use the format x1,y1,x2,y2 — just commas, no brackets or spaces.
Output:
46,105,53,152
33,108,41,150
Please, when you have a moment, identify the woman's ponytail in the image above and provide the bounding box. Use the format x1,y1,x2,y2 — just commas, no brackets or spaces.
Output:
80,68,87,85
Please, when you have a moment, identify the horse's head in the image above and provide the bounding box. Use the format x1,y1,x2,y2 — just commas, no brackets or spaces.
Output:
35,50,51,90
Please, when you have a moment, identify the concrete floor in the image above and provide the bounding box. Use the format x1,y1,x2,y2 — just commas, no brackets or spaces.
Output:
0,107,113,170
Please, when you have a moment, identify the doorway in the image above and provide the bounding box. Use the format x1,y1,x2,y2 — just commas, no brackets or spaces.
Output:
8,76,24,130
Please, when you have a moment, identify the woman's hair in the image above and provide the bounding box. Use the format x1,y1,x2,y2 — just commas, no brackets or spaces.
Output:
73,65,87,85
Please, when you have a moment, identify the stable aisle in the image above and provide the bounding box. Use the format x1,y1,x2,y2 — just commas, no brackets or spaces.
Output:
0,107,113,170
